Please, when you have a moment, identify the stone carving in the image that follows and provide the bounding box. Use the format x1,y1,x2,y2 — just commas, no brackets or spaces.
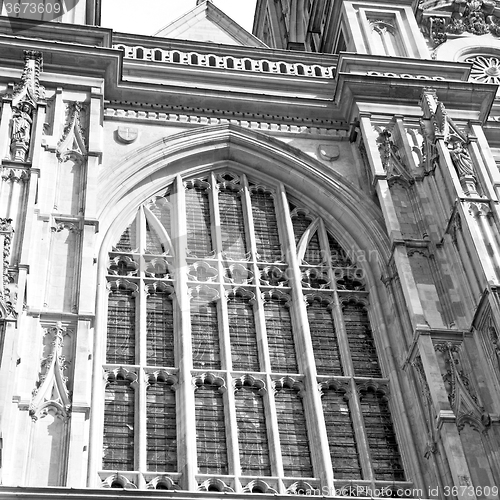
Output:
29,323,72,420
56,101,87,163
376,128,413,180
420,89,478,193
8,51,44,163
10,103,33,162
419,0,500,45
0,218,15,319
448,139,478,194
449,140,474,178
466,55,500,84
435,341,486,432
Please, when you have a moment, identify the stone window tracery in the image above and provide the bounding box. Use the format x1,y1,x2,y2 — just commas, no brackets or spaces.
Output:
102,169,406,491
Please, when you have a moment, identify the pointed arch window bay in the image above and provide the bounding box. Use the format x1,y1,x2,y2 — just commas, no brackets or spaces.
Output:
101,168,406,490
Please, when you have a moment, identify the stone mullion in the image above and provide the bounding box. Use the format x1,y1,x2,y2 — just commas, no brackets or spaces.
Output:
319,215,355,375
417,334,476,498
7,175,23,235
239,176,270,372
363,113,427,328
274,183,332,489
239,176,283,483
224,373,240,489
210,174,239,484
458,203,498,286
173,175,197,490
349,380,374,482
208,174,230,370
135,369,147,487
434,139,466,198
0,97,12,160
266,375,284,480
87,286,111,486
470,122,500,201
468,136,496,201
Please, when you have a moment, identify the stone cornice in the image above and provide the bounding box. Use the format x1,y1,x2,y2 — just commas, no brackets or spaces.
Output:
104,102,349,137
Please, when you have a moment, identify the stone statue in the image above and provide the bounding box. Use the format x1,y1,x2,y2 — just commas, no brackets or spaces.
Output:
10,102,33,162
449,140,474,178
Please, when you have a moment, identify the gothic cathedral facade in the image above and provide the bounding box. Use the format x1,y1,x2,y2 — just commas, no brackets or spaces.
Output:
0,0,499,498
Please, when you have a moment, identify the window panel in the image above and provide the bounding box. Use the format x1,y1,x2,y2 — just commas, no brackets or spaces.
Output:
275,385,313,477
195,383,228,475
264,297,298,373
191,295,220,369
343,303,382,378
219,187,247,260
103,379,135,471
107,289,135,365
307,297,343,375
228,294,259,371
360,389,405,481
235,385,271,476
146,292,174,367
185,183,213,258
322,387,362,480
251,189,281,262
146,380,177,472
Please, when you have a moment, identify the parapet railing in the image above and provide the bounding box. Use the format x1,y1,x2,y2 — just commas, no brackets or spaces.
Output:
113,44,336,78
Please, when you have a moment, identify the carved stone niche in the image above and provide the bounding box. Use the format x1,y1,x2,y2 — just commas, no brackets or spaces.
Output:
29,322,73,421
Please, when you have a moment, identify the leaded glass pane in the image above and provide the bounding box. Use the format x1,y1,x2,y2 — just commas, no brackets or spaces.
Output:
219,187,247,260
146,292,174,367
275,385,313,477
107,289,135,365
291,211,312,245
304,232,322,265
103,379,135,470
360,390,405,481
236,385,271,476
191,295,220,369
195,383,228,475
147,380,177,472
264,298,298,373
307,298,343,375
251,189,281,262
344,303,382,378
328,233,352,267
322,387,362,479
146,220,163,254
115,220,137,252
186,183,213,257
228,294,259,371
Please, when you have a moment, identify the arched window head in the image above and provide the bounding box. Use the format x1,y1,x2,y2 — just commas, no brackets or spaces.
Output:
368,18,405,57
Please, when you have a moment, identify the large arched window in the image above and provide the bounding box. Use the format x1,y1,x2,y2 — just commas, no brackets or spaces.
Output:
101,170,405,492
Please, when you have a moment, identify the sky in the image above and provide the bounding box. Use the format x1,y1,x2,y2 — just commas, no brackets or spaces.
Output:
101,0,257,36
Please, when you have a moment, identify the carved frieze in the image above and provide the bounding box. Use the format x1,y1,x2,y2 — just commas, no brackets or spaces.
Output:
419,0,500,47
